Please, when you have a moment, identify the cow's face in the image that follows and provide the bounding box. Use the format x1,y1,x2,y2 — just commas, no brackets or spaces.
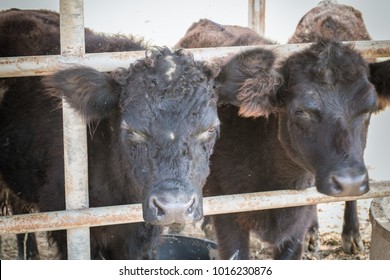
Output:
117,49,219,224
215,42,390,198
277,42,377,196
45,48,219,225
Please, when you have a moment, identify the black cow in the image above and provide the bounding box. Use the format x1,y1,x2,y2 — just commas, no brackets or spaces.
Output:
0,9,253,259
287,1,373,254
176,2,383,257
0,8,145,260
204,41,390,259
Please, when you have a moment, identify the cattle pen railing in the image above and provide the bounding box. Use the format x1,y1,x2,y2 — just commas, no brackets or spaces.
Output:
0,0,390,260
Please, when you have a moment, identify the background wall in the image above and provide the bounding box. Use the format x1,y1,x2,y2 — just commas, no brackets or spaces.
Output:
1,1,389,233
1,0,389,45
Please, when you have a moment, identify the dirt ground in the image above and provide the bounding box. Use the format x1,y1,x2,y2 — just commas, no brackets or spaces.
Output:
0,214,371,260
169,215,372,260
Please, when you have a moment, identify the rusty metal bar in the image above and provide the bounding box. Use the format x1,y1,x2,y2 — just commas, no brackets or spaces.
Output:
248,0,266,35
0,40,389,78
1,182,389,234
60,0,90,260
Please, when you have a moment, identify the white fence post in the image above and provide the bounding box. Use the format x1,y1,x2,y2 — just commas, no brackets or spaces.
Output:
248,0,266,35
60,0,90,260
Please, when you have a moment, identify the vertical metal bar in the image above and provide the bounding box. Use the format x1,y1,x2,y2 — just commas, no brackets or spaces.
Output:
248,0,266,36
60,0,90,260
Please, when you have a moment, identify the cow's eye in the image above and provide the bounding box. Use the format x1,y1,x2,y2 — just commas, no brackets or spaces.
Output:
128,131,147,143
208,127,216,133
359,112,371,125
121,120,147,143
197,125,218,140
294,109,310,118
294,108,320,121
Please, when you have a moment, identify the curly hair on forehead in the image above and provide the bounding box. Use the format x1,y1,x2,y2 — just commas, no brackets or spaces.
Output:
280,40,368,88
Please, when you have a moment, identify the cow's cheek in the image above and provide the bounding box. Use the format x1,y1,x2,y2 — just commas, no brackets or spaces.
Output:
190,144,213,190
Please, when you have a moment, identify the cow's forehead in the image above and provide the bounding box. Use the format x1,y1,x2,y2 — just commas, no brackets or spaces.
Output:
116,48,218,133
282,41,375,108
287,78,377,115
121,83,218,134
119,49,215,102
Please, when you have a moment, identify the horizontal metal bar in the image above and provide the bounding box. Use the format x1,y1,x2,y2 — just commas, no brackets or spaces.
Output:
0,40,389,78
0,51,145,78
1,181,389,234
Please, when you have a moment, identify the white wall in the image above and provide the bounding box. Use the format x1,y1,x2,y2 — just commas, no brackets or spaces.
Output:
1,0,389,181
1,0,389,45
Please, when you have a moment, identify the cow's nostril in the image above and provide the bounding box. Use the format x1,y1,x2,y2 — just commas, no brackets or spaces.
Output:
152,198,165,218
331,176,343,194
186,196,196,215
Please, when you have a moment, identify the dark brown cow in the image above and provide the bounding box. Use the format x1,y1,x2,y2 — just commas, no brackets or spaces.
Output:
0,9,261,259
177,1,382,257
207,42,390,259
0,8,148,260
174,18,276,49
175,17,390,259
288,0,374,254
287,0,371,44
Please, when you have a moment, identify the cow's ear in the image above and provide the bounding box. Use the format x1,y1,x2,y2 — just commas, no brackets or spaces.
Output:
214,48,282,117
370,60,390,110
43,66,120,122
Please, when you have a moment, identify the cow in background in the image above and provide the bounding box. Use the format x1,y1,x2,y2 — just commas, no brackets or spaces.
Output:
0,8,146,260
174,18,276,49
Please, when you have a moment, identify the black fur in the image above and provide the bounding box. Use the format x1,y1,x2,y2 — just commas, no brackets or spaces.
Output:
0,10,229,259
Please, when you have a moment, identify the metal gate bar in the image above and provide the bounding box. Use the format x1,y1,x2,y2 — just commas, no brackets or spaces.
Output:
1,182,389,234
0,40,389,78
248,0,266,35
60,0,90,260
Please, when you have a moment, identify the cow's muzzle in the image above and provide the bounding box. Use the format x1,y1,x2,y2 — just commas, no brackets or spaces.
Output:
143,186,203,225
317,166,369,197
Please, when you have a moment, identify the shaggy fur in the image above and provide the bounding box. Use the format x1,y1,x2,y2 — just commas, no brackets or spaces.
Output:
0,9,270,259
287,0,371,43
175,18,276,49
287,0,375,254
206,41,390,260
176,16,390,259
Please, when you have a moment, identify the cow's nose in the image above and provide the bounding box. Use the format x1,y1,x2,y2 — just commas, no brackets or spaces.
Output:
329,172,369,197
143,190,202,225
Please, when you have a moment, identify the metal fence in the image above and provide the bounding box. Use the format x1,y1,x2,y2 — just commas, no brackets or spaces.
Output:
0,0,390,259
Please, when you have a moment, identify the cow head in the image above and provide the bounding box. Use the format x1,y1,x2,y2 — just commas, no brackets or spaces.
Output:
287,1,371,43
216,41,390,197
44,48,224,225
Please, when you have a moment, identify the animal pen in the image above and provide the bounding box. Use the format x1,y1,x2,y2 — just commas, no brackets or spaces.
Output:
0,0,390,260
